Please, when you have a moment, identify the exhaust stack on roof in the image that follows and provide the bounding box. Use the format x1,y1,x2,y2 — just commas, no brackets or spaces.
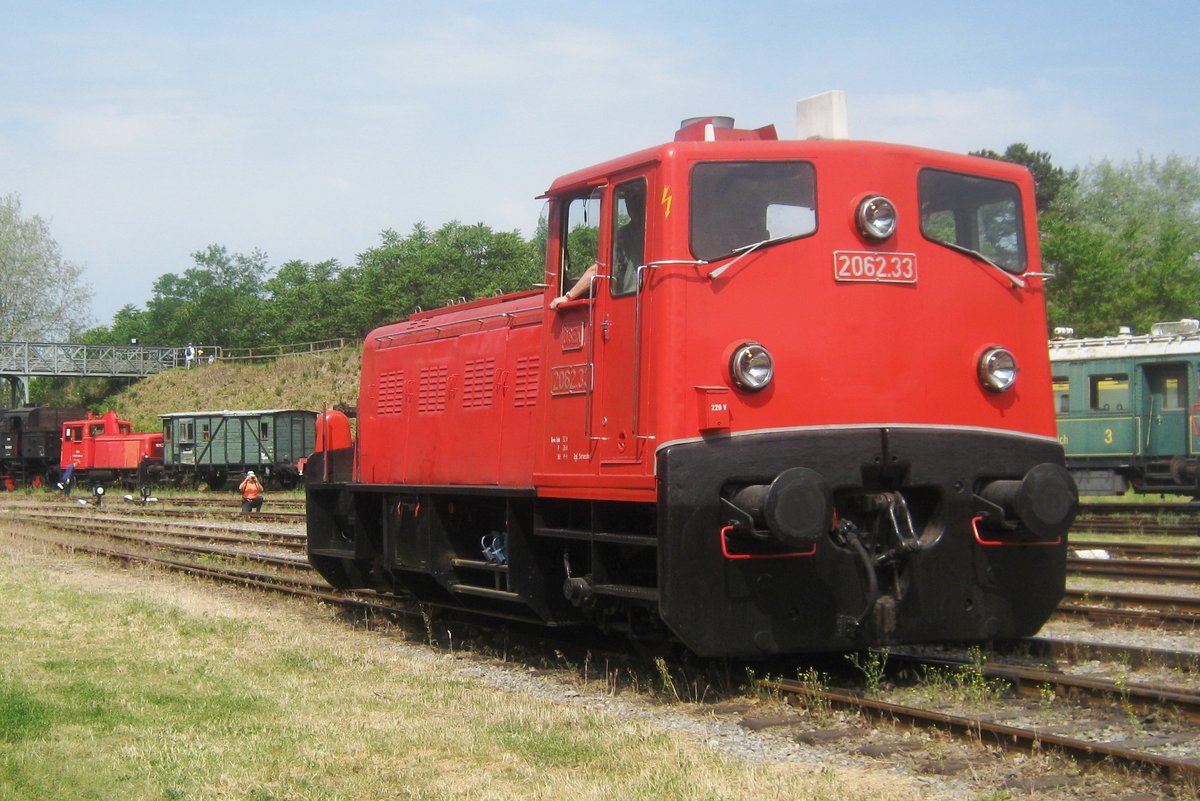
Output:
796,91,848,140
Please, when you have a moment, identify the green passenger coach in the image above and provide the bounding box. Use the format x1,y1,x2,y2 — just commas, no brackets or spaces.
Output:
160,409,317,490
1050,320,1200,497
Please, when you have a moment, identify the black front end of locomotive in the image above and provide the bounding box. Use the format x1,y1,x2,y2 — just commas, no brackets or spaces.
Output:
656,426,1076,657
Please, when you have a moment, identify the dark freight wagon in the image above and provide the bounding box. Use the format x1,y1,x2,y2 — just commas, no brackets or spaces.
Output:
0,406,86,489
160,409,317,489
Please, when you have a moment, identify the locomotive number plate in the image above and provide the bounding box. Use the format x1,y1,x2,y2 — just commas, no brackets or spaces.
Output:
833,251,918,284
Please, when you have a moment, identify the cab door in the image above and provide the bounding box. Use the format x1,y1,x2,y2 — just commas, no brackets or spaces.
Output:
541,187,603,476
592,176,649,473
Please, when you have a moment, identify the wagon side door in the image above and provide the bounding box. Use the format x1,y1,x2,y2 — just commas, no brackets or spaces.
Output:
1142,362,1190,458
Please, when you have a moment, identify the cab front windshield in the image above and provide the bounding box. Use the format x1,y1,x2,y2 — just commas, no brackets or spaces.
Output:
690,161,816,261
919,168,1026,273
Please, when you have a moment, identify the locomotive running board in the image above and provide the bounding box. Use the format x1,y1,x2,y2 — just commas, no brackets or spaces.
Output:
533,526,657,548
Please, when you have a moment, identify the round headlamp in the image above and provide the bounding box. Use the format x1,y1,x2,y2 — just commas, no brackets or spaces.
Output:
856,195,897,241
93,485,106,497
730,342,774,392
978,347,1019,392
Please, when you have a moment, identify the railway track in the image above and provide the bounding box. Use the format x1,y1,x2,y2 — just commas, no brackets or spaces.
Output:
1069,554,1200,583
1075,501,1200,537
7,499,1200,792
769,670,1200,784
1074,517,1200,536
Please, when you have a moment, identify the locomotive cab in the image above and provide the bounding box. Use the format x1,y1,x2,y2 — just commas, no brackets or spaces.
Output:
307,117,1077,657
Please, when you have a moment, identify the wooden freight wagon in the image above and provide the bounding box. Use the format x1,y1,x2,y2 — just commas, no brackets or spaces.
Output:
160,409,317,489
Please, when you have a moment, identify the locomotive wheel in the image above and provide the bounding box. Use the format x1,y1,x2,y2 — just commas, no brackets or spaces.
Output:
1,476,14,492
30,475,45,490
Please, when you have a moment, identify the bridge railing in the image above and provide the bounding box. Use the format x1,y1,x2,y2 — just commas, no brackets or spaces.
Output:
0,337,354,377
214,338,349,362
0,342,180,377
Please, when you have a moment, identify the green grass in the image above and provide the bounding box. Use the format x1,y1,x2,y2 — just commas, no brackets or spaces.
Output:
0,534,954,801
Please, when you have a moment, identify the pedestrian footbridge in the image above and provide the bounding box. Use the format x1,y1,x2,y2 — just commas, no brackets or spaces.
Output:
0,342,183,405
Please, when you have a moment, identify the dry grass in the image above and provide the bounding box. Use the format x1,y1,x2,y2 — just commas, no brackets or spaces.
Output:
0,527,957,801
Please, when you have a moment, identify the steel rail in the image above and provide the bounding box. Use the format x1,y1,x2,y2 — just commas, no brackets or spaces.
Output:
1071,540,1200,558
1018,636,1200,672
887,651,1200,723
1068,556,1200,582
18,517,307,570
1,523,413,618
770,678,1200,783
1062,587,1200,614
1073,518,1200,536
14,509,307,547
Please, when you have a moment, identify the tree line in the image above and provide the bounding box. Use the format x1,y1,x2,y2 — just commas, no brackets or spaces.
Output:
3,148,1199,353
78,221,542,350
976,145,1200,335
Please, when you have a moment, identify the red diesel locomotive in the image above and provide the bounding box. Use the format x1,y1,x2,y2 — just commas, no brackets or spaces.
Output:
306,118,1078,656
60,410,164,488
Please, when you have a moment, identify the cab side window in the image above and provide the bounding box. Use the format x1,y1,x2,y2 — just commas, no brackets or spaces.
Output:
611,179,647,297
560,191,601,297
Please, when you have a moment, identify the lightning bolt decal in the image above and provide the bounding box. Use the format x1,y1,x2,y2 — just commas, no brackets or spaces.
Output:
661,185,673,219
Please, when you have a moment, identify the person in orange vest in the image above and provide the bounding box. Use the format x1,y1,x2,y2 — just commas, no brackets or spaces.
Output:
239,470,264,513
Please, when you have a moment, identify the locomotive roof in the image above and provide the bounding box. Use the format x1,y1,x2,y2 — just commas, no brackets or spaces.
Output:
158,409,316,418
369,289,544,345
541,132,1032,198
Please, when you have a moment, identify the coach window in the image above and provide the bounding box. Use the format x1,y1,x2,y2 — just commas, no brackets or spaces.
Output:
202,423,211,442
182,422,194,441
1090,374,1129,412
558,189,602,301
919,169,1026,273
690,161,816,261
1053,377,1069,415
611,179,647,296
1163,375,1187,410
260,422,270,440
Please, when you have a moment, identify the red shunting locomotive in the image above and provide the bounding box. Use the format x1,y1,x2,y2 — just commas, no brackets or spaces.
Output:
60,410,164,487
306,117,1078,656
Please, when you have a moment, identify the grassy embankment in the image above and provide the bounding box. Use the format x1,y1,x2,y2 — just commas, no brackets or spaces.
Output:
99,346,363,432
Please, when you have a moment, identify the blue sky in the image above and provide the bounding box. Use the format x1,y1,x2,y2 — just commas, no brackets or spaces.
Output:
2,1,1197,329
